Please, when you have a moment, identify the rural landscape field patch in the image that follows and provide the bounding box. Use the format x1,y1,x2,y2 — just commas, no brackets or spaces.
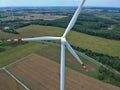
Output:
15,14,66,21
0,25,120,57
0,69,25,90
6,54,120,90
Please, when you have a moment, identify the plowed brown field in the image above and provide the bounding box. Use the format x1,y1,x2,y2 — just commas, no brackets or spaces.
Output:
0,70,25,90
15,14,66,21
7,54,120,90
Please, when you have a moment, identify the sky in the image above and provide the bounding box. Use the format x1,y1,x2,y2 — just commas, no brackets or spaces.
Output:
0,0,120,7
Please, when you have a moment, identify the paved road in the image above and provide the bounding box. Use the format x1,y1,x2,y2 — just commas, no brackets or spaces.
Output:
75,50,103,66
40,41,103,66
1,40,120,75
41,41,120,75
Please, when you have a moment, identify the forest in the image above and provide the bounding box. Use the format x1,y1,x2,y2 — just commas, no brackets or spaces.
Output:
0,7,120,40
32,13,120,40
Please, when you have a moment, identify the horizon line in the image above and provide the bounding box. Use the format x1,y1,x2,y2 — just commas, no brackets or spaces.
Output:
0,6,120,8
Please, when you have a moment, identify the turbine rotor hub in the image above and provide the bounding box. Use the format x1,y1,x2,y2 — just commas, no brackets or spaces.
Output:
61,37,66,43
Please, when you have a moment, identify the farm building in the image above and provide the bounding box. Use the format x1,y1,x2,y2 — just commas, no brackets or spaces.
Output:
3,26,10,30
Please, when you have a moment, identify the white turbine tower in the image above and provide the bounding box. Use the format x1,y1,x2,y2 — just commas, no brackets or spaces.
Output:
7,0,87,90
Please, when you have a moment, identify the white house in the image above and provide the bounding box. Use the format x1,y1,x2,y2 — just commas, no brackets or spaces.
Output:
107,27,113,30
4,26,10,30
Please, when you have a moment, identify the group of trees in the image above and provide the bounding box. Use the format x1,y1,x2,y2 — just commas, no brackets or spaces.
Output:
0,20,19,34
0,20,32,34
98,66,120,87
71,44,120,87
2,28,19,34
31,14,120,40
71,45,120,72
1,11,120,40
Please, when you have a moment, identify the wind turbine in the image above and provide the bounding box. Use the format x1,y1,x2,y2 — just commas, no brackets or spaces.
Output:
7,0,87,90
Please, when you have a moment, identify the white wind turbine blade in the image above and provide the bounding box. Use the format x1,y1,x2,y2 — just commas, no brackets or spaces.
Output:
63,0,86,37
65,41,87,69
60,41,66,90
7,36,61,42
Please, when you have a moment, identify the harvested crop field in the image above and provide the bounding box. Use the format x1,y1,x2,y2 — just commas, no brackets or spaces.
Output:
0,69,25,90
7,54,120,90
0,25,120,57
15,14,66,21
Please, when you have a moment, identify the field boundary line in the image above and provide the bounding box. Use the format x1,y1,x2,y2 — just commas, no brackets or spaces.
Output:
2,53,35,69
40,41,120,75
2,67,30,90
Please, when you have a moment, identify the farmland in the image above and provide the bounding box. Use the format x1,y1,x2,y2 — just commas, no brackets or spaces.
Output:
6,54,120,90
15,14,66,21
0,25,120,57
0,41,98,78
1,7,120,40
0,6,120,89
0,69,25,90
0,42,47,68
0,14,66,21
0,36,120,87
0,7,67,21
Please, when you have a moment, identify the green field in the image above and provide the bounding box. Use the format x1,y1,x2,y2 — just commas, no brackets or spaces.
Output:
1,25,120,87
0,25,120,57
0,42,99,78
1,41,120,87
0,42,47,67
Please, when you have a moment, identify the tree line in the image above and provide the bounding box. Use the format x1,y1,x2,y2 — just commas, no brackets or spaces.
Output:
1,13,120,40
71,44,120,87
71,45,120,72
98,66,120,87
31,14,120,40
0,20,31,34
